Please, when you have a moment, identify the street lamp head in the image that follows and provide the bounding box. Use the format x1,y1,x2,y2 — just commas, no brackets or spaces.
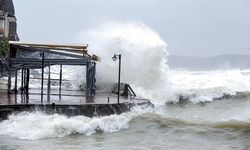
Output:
112,54,117,61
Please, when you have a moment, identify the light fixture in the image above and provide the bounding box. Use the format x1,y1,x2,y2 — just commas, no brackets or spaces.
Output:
112,54,118,61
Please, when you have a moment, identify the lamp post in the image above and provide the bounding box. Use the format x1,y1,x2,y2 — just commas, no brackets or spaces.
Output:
112,54,121,103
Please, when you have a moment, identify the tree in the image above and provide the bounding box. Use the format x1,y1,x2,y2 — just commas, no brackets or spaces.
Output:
0,36,8,56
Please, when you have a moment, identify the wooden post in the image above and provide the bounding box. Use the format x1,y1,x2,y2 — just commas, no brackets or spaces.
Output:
14,92,17,103
21,69,24,91
26,69,30,102
25,69,30,93
41,53,44,102
7,68,11,94
86,60,89,97
47,63,51,102
14,70,18,93
59,64,62,97
23,69,26,91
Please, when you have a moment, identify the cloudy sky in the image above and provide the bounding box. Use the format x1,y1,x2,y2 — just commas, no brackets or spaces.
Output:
13,0,250,56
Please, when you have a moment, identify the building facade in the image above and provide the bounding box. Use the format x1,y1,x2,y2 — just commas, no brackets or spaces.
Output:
0,0,18,41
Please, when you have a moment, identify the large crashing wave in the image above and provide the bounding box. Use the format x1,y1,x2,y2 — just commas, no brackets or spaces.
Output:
77,21,250,104
78,22,169,103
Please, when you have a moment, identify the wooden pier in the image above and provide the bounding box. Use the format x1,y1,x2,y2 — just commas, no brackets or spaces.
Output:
0,89,151,121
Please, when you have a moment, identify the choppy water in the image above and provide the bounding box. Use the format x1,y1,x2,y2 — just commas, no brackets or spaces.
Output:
1,22,250,149
1,98,250,150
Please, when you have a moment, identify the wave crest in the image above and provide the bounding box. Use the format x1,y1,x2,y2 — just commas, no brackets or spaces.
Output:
0,106,153,140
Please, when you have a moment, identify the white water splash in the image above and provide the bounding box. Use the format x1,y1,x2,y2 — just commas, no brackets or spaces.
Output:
77,21,250,104
0,106,153,140
166,69,250,103
78,21,168,91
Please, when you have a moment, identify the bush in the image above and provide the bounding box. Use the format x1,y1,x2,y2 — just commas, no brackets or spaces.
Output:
0,37,8,56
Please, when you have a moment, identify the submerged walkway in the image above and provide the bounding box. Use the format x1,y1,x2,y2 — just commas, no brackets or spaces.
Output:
0,89,149,105
0,89,151,120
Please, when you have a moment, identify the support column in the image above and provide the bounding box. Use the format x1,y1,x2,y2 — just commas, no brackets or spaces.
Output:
25,69,30,93
47,63,51,102
41,53,44,102
21,69,24,91
14,70,18,93
59,64,62,97
25,69,30,103
86,60,90,98
23,69,27,91
7,68,11,94
86,60,96,100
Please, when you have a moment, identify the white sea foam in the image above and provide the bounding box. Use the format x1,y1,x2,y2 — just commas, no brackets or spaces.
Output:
0,106,153,140
165,69,250,103
149,69,250,104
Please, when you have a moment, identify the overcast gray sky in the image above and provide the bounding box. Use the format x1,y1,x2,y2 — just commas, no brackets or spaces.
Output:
13,0,250,56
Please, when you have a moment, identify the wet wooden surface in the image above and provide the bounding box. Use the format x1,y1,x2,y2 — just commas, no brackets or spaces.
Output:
0,89,148,105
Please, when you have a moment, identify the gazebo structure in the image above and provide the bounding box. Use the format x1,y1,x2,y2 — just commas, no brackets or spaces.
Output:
7,41,97,101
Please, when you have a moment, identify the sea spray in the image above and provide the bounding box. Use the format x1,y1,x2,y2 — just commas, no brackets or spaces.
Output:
0,106,153,140
77,22,250,104
77,21,170,103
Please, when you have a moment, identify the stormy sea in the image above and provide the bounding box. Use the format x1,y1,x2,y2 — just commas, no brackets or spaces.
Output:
1,22,250,150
